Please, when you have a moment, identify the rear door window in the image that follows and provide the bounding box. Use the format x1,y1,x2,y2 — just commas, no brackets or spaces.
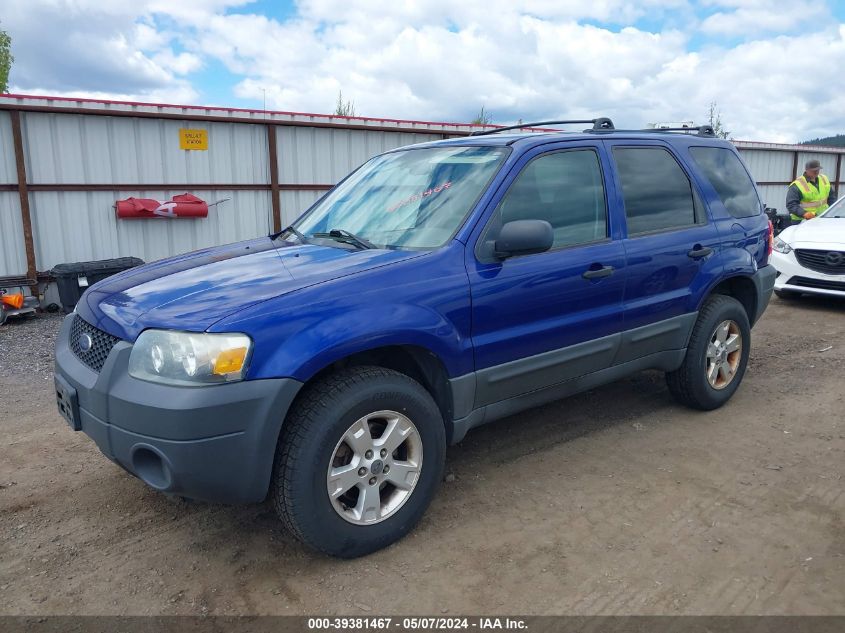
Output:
612,147,699,235
689,147,760,218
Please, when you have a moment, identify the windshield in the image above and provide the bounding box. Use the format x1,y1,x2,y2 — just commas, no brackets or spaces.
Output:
292,146,508,249
821,197,845,218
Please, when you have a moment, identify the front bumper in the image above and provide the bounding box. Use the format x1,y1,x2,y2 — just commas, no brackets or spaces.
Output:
54,314,302,503
771,251,845,297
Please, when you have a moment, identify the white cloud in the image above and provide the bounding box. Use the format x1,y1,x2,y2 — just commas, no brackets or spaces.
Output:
1,0,241,98
297,0,692,27
2,0,845,142
152,50,204,75
12,85,201,105
699,0,829,36
189,1,845,141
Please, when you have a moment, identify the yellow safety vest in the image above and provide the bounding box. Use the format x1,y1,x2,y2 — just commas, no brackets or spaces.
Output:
790,174,830,220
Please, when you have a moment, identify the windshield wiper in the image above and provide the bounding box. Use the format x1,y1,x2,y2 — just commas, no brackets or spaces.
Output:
312,228,376,250
271,224,310,243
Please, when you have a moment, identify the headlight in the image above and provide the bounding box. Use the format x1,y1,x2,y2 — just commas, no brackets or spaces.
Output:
772,237,792,254
129,330,252,386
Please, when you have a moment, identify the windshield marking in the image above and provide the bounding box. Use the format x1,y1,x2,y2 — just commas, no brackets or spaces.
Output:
387,181,452,213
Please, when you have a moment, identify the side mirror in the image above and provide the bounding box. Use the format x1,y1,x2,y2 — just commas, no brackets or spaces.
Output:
494,220,554,259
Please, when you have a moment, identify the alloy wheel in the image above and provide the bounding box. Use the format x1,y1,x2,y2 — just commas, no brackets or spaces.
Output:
326,410,423,525
705,319,743,390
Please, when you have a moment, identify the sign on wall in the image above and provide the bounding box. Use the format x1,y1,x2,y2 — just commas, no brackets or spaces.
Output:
179,128,209,150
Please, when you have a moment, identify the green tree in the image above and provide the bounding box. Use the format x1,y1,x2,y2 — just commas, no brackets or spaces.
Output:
801,134,845,147
0,23,12,94
471,105,492,125
334,91,356,117
707,101,731,139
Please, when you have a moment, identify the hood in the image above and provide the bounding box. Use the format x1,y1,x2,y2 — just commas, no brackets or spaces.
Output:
78,237,422,340
781,217,845,248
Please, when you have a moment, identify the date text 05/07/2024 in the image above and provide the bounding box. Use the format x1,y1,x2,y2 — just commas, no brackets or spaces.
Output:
306,617,528,630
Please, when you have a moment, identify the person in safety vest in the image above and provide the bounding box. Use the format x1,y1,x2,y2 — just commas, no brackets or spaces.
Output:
786,159,836,222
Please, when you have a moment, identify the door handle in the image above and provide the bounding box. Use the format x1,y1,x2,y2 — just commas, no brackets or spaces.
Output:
688,245,713,259
582,265,614,280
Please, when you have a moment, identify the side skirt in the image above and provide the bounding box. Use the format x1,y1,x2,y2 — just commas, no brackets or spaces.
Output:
448,348,686,445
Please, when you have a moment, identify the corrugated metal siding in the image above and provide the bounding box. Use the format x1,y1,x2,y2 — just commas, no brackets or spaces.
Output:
29,190,272,270
280,189,325,227
736,146,844,211
0,95,483,134
736,149,795,183
735,140,844,154
0,112,24,277
7,95,845,280
756,185,788,209
0,192,26,277
23,113,269,184
277,127,445,184
796,151,832,174
0,112,16,184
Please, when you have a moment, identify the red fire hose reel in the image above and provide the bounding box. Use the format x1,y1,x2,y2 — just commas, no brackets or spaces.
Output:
115,194,229,219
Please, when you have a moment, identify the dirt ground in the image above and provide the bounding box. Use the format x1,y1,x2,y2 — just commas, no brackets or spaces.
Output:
1,295,843,616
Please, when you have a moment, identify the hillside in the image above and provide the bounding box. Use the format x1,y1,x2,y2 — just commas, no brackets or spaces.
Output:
802,134,845,147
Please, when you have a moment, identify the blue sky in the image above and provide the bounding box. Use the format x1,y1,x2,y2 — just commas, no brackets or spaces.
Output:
4,1,845,142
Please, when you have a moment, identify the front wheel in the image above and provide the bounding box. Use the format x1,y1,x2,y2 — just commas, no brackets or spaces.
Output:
272,366,446,558
666,295,751,411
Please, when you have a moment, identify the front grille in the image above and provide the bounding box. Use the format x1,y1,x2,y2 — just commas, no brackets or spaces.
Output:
69,315,121,372
795,249,845,275
787,276,845,292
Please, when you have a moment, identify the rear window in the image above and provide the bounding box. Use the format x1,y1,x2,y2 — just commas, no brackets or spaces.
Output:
689,147,760,218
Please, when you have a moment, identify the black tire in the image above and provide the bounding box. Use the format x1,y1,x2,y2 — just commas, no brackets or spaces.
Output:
272,366,446,558
774,289,801,300
666,295,751,411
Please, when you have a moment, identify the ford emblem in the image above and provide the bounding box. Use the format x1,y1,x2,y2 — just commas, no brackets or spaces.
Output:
78,333,93,352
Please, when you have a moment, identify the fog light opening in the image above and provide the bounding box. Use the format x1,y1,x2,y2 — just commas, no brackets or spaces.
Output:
132,447,172,490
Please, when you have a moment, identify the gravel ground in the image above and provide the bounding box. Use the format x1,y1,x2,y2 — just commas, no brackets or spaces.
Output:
0,311,64,381
0,296,843,615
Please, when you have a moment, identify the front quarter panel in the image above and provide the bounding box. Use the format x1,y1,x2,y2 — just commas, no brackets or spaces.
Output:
210,243,474,381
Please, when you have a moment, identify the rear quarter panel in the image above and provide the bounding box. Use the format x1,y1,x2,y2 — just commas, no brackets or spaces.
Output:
676,141,770,305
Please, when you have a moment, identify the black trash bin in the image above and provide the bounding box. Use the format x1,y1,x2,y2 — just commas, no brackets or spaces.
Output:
51,257,145,313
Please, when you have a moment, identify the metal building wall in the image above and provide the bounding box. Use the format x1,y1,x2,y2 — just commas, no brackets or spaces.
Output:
0,111,27,277
28,190,273,270
3,94,845,287
735,143,844,213
280,190,325,228
275,126,445,226
736,148,793,209
737,149,795,182
17,112,275,270
0,193,26,276
0,95,470,284
23,113,270,185
278,126,441,184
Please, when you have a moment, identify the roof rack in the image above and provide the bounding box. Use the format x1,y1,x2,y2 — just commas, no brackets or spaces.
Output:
625,124,717,137
469,117,615,136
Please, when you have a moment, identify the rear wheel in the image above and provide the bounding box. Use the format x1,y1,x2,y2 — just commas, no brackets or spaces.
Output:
666,295,751,411
272,366,446,558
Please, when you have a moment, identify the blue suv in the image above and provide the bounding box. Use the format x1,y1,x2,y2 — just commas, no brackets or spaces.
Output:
54,119,775,557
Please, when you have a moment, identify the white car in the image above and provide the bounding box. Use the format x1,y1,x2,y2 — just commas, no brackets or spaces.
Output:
771,199,845,299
